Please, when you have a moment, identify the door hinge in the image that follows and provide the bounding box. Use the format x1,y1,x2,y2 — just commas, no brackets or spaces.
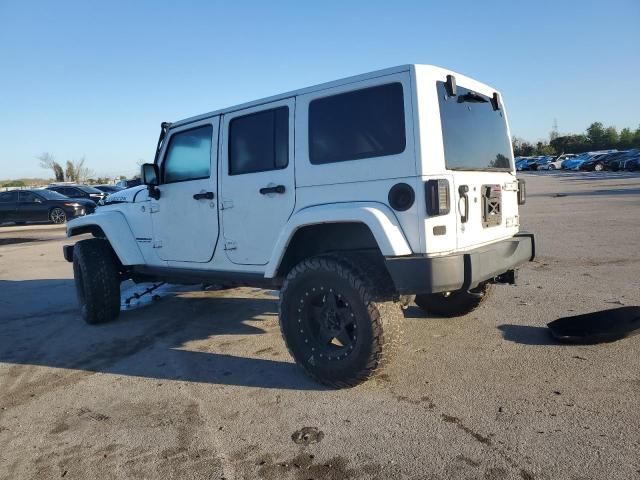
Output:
152,240,163,248
221,199,234,210
224,240,237,251
149,204,160,213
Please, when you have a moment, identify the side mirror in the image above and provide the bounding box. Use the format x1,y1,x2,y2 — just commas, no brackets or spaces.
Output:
34,198,42,204
141,163,159,186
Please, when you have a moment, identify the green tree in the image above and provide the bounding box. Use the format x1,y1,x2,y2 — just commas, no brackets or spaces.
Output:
618,128,634,149
586,122,606,150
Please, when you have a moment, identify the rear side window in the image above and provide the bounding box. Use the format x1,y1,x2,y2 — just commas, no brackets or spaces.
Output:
163,125,213,183
19,191,40,202
309,83,406,164
0,191,18,202
229,107,289,175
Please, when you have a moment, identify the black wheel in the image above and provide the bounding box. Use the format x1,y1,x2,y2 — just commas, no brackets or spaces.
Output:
549,164,556,170
415,283,494,318
73,239,121,324
279,254,402,388
50,207,67,224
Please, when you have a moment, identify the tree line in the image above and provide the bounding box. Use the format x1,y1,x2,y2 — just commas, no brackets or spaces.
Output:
512,122,640,157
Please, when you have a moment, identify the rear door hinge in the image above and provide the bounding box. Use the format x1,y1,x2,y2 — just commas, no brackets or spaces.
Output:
149,204,160,213
152,240,163,248
221,199,234,210
224,240,237,251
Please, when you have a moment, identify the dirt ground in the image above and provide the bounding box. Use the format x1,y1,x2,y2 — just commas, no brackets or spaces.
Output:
1,171,639,480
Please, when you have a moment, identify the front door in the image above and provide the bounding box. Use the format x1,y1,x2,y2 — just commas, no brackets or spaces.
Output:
220,98,296,265
151,118,220,263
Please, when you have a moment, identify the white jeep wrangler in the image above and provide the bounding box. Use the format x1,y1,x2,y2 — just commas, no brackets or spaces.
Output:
63,65,534,388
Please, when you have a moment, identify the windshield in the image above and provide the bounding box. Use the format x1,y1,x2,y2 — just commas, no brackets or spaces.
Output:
437,82,513,171
37,189,70,200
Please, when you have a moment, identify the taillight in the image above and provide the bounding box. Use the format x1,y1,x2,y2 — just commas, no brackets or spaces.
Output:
425,179,450,216
517,179,526,205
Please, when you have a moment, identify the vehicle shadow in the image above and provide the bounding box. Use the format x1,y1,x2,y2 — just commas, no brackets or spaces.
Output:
497,324,557,346
0,279,324,391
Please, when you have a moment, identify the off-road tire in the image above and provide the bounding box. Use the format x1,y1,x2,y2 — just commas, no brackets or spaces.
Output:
414,283,494,318
279,254,403,388
73,238,121,324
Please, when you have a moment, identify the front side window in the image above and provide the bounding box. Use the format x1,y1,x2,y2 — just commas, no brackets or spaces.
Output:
229,107,288,175
163,125,213,183
437,81,513,171
309,83,406,165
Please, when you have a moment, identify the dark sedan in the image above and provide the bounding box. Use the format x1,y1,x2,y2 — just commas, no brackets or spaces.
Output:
0,189,95,225
47,184,107,202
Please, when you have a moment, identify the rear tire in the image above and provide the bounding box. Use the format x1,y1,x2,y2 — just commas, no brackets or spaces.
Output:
279,254,402,388
549,164,556,170
415,283,494,318
73,239,121,324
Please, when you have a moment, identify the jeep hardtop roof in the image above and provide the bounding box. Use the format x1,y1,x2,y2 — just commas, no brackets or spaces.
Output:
170,64,500,129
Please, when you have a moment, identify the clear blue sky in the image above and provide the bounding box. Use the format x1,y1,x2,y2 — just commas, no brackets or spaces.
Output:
1,0,638,179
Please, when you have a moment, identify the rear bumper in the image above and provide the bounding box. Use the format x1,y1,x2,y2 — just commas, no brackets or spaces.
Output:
385,232,535,295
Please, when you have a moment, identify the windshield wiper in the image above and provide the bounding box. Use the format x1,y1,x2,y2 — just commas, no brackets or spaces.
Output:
457,92,488,104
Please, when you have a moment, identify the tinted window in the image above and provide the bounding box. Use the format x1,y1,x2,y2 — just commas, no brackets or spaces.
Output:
19,191,41,203
76,185,104,194
62,187,80,196
309,83,406,165
38,189,68,200
229,107,288,175
0,191,18,202
437,82,513,171
163,125,213,183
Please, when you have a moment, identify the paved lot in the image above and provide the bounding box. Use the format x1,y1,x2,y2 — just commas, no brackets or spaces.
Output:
1,172,639,480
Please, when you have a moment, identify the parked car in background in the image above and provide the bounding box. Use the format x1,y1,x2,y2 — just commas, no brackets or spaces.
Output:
94,184,123,194
116,178,142,189
562,151,615,170
624,155,640,171
541,153,576,170
580,151,627,171
47,184,106,202
609,149,640,171
0,189,95,225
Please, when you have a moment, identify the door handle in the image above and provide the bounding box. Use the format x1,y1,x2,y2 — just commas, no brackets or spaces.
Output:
193,192,214,200
458,185,469,223
259,185,286,195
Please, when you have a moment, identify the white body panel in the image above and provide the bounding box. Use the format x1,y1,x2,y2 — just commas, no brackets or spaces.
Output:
219,98,296,265
152,117,220,263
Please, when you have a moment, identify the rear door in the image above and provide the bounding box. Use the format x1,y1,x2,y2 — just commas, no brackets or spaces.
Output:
219,98,295,265
0,191,18,223
152,118,220,262
436,81,519,251
18,191,47,222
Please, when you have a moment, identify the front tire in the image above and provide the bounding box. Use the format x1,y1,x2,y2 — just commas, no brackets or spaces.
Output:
415,283,493,318
594,163,604,172
279,255,402,388
73,239,121,324
50,207,67,224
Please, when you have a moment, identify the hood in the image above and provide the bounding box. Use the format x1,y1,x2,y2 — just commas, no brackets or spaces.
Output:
104,185,147,205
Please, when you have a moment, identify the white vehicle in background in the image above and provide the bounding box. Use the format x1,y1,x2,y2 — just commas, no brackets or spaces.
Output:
62,65,535,387
540,153,576,170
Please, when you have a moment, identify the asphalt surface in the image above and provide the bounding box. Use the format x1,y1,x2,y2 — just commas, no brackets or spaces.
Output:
0,171,639,480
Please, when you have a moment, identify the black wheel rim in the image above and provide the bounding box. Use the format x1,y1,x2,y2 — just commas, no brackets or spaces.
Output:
298,287,358,361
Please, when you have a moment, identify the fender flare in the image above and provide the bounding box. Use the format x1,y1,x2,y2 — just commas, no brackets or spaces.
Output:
66,211,145,266
264,202,412,278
